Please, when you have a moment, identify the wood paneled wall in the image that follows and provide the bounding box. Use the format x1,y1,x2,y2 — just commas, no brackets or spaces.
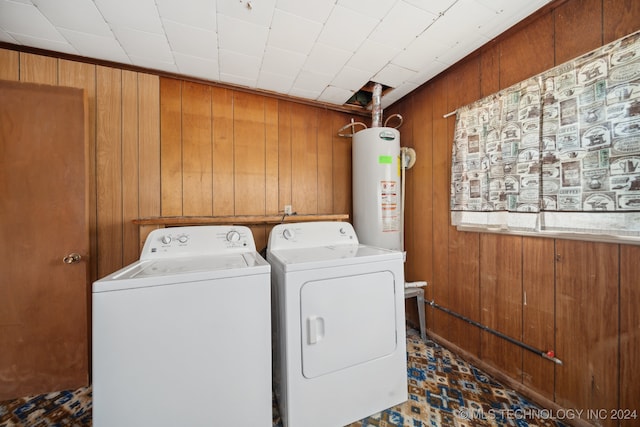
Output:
389,0,640,425
2,0,639,422
0,50,355,281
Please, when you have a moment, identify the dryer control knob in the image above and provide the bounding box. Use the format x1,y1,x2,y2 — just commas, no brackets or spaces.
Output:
226,230,241,242
177,235,189,243
161,235,172,244
282,228,295,240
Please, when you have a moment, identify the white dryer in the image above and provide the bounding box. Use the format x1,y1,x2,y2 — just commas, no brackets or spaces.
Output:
92,225,272,427
267,221,407,427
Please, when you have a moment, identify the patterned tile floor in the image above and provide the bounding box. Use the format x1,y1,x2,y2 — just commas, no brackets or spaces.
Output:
1,330,566,427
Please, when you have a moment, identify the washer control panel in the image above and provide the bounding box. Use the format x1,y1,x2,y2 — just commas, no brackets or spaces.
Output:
141,225,256,259
268,221,358,251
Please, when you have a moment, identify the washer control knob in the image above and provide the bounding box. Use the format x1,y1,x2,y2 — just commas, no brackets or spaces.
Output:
177,235,189,243
339,227,346,235
161,235,172,244
226,230,241,242
282,228,295,240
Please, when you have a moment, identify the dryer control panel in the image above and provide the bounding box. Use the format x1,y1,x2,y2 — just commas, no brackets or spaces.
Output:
268,221,358,251
141,225,256,259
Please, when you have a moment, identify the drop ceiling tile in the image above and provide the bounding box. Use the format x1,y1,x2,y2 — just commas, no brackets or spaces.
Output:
32,0,112,37
216,0,276,27
303,43,352,77
274,0,334,24
475,0,551,39
0,0,556,107
261,45,306,78
257,70,295,94
0,27,17,43
0,1,64,41
112,26,174,62
292,68,333,93
174,52,219,81
405,59,450,84
94,0,164,34
392,33,450,71
217,14,268,58
425,0,495,45
163,19,217,59
219,49,261,82
381,83,418,108
373,62,417,88
8,31,78,54
288,85,322,100
337,0,397,20
475,0,550,16
331,66,371,92
368,1,437,48
58,28,131,63
345,39,400,75
403,0,457,15
317,5,379,52
129,54,178,73
155,0,216,30
220,71,258,88
317,85,353,105
440,35,490,64
267,9,322,55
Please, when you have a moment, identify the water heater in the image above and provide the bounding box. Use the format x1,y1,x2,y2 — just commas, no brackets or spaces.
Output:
352,127,402,251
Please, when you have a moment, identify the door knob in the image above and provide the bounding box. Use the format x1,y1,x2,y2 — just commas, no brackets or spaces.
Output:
63,253,82,264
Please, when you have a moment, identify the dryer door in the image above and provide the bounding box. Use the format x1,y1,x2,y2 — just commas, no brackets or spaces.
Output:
300,270,397,379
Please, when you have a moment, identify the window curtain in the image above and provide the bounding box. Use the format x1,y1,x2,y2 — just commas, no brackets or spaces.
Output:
450,30,640,242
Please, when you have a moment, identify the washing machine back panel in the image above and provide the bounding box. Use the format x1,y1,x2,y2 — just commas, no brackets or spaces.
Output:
300,270,397,379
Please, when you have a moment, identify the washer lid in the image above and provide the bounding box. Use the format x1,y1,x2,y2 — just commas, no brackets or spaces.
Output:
268,244,402,271
93,252,269,292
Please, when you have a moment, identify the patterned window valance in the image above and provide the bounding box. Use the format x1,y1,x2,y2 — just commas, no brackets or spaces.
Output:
450,30,640,243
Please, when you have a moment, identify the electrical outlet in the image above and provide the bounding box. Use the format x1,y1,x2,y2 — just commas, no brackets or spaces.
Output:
284,205,292,215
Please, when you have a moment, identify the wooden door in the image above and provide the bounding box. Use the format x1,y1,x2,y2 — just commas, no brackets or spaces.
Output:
0,80,89,400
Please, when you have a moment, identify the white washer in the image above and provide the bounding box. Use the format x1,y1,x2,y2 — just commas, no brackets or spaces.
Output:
267,221,407,427
92,225,272,427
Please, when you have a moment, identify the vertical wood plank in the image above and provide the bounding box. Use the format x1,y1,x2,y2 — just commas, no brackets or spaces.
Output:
182,82,212,216
554,0,603,64
603,0,640,43
138,73,161,220
498,12,554,88
619,244,640,423
264,97,279,215
212,87,235,216
317,109,333,214
0,48,19,81
406,88,433,324
480,41,500,97
19,53,57,84
555,240,619,427
95,66,123,277
431,75,450,337
480,234,523,380
160,78,183,216
278,101,293,211
121,70,140,265
58,60,97,282
522,237,555,400
331,111,351,217
446,59,482,356
234,91,265,215
291,104,318,214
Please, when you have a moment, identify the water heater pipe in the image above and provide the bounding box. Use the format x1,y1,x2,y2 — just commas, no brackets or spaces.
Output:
371,83,383,127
